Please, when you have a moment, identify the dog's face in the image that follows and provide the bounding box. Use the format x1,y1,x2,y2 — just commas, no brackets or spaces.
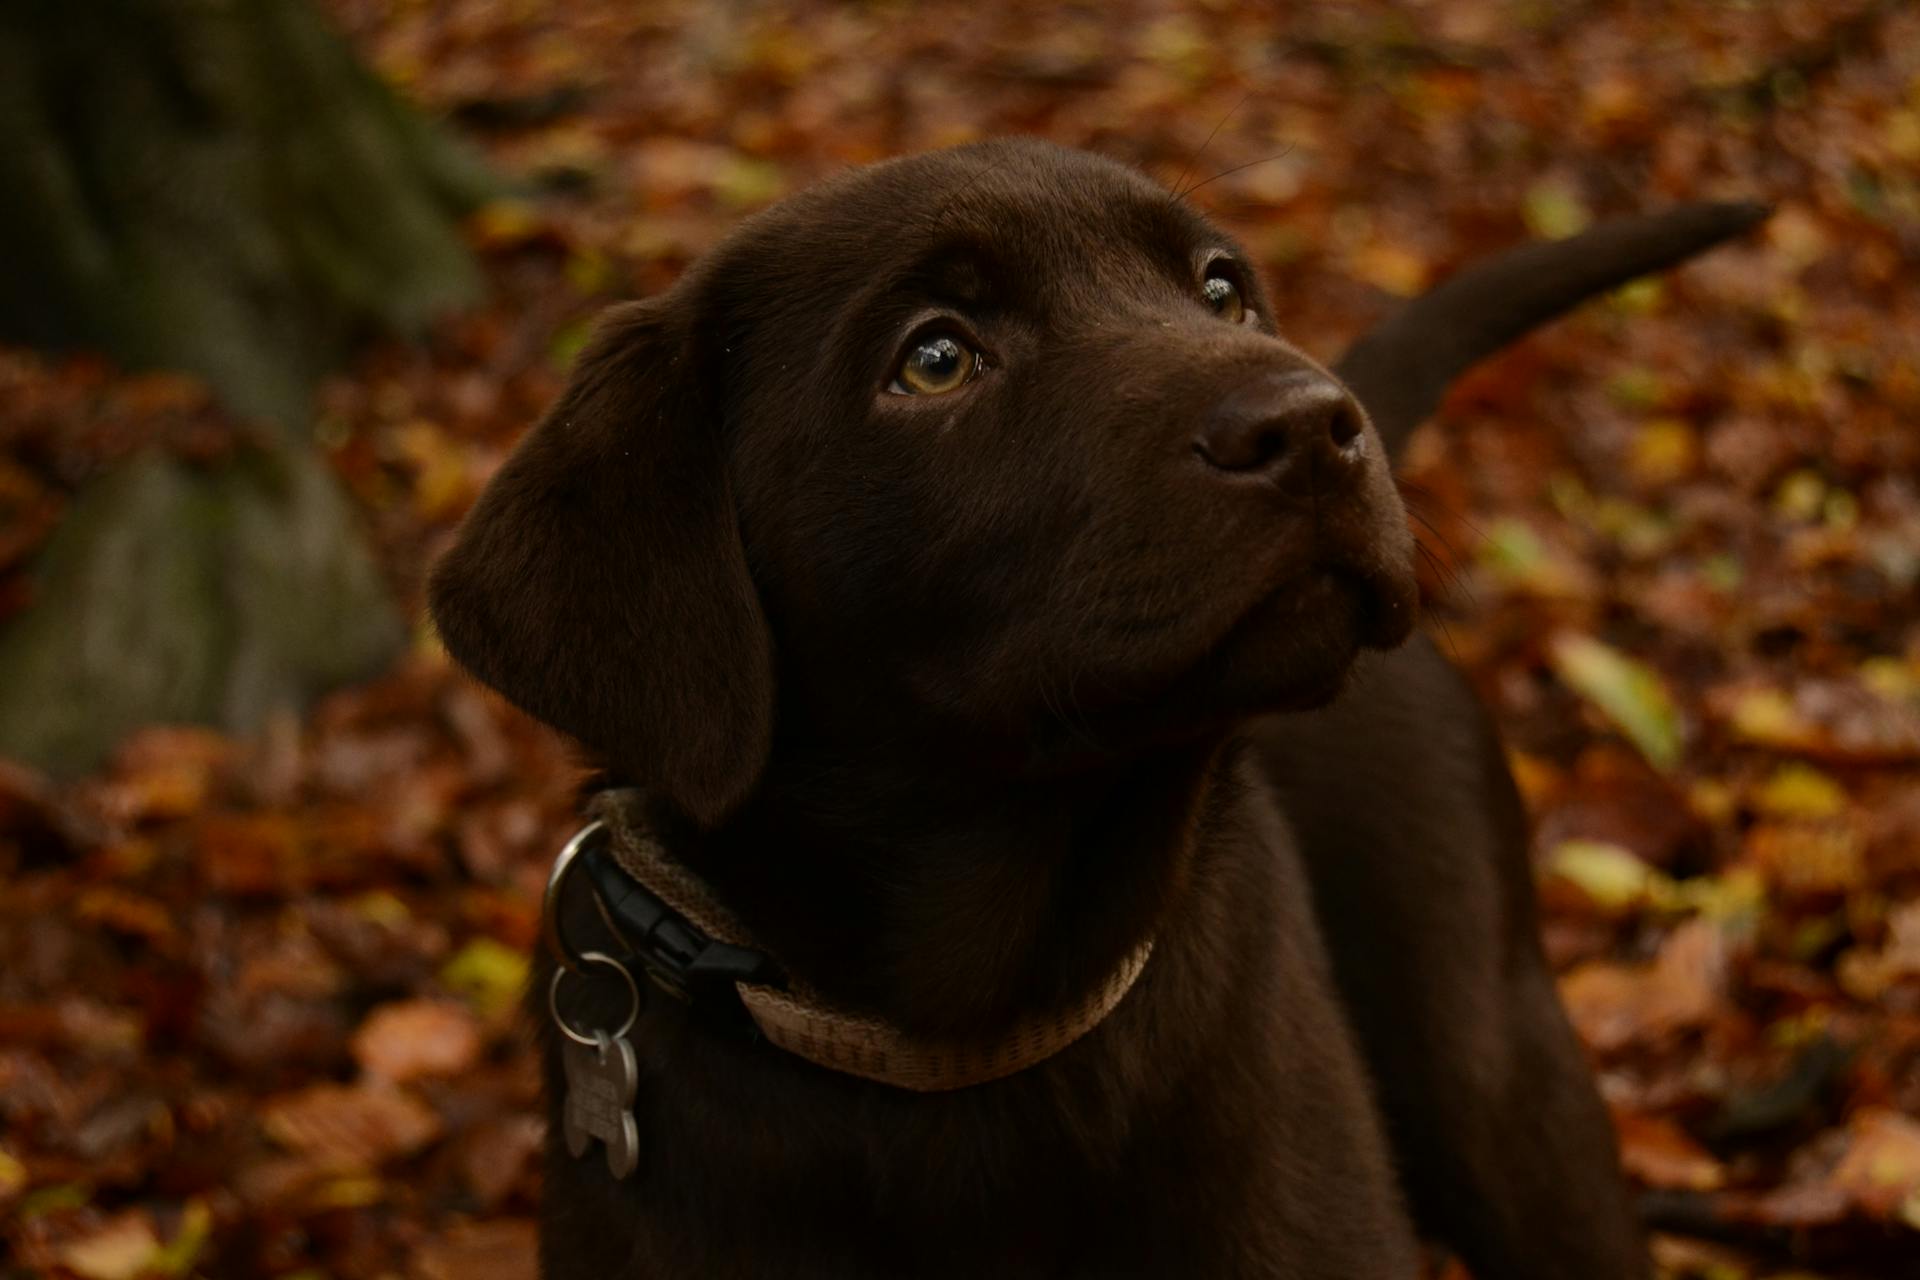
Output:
431,140,1416,823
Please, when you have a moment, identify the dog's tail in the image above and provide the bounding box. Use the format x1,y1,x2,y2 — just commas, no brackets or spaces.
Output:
1334,201,1770,463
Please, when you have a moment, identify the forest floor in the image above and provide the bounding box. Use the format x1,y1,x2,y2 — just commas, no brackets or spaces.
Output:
3,2,1919,1276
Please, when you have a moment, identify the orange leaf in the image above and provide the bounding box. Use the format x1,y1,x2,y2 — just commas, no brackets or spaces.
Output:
1613,1110,1725,1191
351,998,483,1083
1831,1108,1920,1224
262,1082,440,1171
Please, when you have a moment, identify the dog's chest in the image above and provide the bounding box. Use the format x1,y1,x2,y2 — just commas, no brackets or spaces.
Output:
538,804,1419,1279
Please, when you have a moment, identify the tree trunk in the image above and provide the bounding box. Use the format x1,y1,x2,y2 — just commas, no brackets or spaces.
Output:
0,0,490,425
0,0,491,773
0,447,405,771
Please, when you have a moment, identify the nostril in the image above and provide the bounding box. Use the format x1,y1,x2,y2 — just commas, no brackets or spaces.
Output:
1195,423,1291,472
1327,400,1363,450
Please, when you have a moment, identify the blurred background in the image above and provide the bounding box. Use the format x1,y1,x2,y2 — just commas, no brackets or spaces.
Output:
1,1,1917,1276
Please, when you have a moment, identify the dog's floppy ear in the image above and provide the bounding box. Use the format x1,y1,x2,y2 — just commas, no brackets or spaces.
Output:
428,290,773,826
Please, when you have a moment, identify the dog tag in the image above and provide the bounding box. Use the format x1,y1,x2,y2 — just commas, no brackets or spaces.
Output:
561,1028,640,1179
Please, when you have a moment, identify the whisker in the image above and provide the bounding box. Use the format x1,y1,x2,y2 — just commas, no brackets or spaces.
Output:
1405,504,1464,564
1176,146,1295,203
1413,539,1462,598
1397,478,1488,543
1410,553,1464,661
1428,607,1461,662
1167,93,1251,205
1397,484,1479,597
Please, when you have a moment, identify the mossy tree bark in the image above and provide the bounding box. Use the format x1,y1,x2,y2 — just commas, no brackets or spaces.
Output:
0,0,492,773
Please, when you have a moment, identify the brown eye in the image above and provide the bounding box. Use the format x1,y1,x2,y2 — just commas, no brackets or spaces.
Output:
1202,273,1246,323
891,333,978,395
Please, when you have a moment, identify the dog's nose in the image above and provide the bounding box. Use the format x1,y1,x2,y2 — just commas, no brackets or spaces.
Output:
1194,370,1366,481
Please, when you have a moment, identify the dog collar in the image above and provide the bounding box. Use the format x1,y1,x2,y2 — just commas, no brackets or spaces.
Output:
543,789,1153,1092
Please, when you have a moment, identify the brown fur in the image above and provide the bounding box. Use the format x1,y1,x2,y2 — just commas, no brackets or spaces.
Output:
429,139,1687,1278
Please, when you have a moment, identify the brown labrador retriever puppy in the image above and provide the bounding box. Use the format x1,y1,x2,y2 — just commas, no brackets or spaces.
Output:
430,139,1763,1278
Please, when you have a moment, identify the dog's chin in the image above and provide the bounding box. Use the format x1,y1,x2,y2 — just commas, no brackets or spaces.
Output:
1021,568,1414,770
1188,568,1391,712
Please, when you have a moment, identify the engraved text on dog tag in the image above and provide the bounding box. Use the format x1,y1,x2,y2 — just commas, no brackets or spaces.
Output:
561,1028,639,1179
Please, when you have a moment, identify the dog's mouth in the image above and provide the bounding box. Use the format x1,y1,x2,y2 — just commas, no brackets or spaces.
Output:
1022,557,1414,768
1203,560,1409,703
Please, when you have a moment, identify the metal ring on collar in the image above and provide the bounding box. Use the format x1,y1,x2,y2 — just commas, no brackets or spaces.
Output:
547,949,640,1047
542,819,607,974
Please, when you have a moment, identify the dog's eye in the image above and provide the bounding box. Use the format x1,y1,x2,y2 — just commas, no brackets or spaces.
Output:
891,334,978,396
1201,273,1246,324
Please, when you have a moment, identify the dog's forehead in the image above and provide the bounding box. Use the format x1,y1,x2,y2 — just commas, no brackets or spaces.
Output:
727,141,1222,296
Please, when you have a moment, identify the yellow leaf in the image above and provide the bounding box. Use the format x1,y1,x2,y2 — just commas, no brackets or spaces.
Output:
468,200,543,251
311,1175,385,1209
714,155,784,211
1728,687,1815,748
1773,468,1827,521
1671,866,1766,929
1628,419,1698,486
18,1182,90,1217
151,1198,212,1277
1754,764,1847,819
1350,241,1430,297
1479,518,1594,599
1832,1109,1920,1220
1861,656,1919,704
1549,634,1684,770
1524,178,1591,240
1688,778,1738,824
1886,109,1920,162
1543,840,1672,913
440,938,529,1018
0,1147,24,1201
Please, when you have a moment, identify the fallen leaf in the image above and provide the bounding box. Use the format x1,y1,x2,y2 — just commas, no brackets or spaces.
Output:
1542,840,1674,914
1628,419,1698,487
0,1146,25,1203
1830,1108,1920,1226
1753,763,1849,820
410,1217,539,1280
1614,1110,1726,1191
1837,900,1920,1000
150,1198,212,1277
351,998,483,1083
57,1212,160,1280
440,938,530,1019
1478,518,1597,599
1523,176,1591,239
1560,919,1728,1054
1714,679,1920,764
262,1082,441,1170
1549,634,1684,771
1747,822,1865,897
1350,240,1430,296
458,1114,544,1210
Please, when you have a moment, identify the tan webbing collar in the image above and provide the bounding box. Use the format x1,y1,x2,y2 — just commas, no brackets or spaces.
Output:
586,791,1153,1092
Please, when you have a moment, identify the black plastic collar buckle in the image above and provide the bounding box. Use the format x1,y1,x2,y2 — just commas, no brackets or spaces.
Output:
575,833,780,1004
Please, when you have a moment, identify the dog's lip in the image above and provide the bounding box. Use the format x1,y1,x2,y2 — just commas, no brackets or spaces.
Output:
1242,553,1415,653
1344,560,1417,650
1180,567,1369,707
1017,561,1395,766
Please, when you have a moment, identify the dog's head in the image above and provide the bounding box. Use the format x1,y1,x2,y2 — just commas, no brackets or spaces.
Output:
430,139,1416,825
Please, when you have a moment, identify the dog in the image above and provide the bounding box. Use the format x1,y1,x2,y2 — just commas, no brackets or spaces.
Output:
429,138,1764,1277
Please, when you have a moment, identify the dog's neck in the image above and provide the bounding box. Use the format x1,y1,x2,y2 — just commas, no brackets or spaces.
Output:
683,731,1234,1040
